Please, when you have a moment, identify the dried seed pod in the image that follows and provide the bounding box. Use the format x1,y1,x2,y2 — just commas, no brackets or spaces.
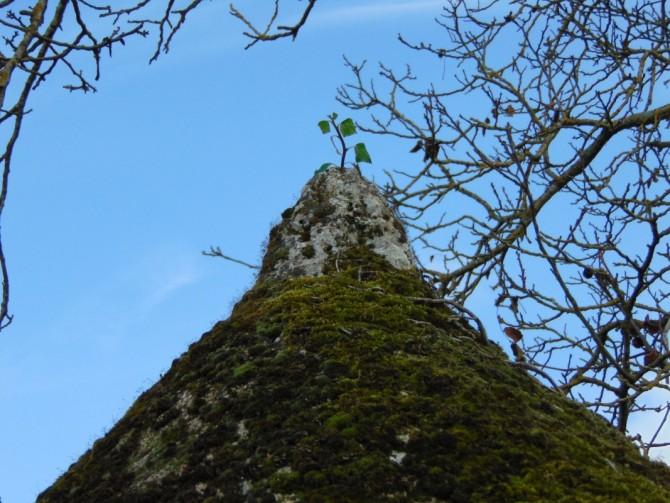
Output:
409,140,423,153
423,138,440,162
644,349,662,368
643,314,669,335
510,297,519,314
511,342,525,363
504,326,523,343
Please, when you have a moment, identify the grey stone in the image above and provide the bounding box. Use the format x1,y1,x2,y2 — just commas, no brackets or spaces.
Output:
260,168,416,281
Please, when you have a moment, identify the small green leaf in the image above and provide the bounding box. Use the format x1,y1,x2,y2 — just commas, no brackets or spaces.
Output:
339,118,356,137
315,163,332,174
354,143,372,164
318,120,331,134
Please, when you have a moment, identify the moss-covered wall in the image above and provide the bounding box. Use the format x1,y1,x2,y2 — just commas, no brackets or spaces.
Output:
38,249,670,502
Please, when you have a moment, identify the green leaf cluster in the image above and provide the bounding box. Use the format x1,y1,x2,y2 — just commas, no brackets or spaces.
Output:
315,113,373,174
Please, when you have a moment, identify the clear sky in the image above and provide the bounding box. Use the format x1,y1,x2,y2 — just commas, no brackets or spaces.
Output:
0,2,666,502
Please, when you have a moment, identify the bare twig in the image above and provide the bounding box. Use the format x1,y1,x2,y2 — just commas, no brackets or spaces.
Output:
230,0,317,49
203,246,260,270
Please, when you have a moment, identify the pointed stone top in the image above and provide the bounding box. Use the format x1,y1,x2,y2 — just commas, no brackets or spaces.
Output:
259,168,416,281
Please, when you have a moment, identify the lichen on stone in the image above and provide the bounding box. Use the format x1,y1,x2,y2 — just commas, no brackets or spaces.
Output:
259,168,416,281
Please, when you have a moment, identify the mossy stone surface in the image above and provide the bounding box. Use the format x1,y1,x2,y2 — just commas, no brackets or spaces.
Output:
38,250,670,502
259,168,415,281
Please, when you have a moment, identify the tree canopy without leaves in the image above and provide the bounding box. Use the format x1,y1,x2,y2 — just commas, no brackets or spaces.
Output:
335,0,670,456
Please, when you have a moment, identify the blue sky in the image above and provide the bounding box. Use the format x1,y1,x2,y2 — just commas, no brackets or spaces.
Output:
0,2,447,501
0,2,666,502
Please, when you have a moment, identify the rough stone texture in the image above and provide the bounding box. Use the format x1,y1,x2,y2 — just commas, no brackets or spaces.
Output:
37,171,670,503
259,167,416,281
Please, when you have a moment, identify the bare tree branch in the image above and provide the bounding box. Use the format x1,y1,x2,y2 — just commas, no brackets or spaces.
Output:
337,0,670,455
202,246,260,270
229,0,317,49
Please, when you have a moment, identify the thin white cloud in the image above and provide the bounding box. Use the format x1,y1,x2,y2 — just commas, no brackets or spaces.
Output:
31,250,203,354
313,1,445,25
143,268,200,309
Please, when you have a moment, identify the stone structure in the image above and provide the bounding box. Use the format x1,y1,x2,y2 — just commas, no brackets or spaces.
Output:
38,169,670,503
260,167,416,281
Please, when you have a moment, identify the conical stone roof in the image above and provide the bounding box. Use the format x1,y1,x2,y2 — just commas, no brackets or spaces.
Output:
39,168,670,502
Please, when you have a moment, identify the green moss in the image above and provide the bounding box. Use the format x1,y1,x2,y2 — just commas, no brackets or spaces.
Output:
268,245,289,263
255,320,282,338
392,218,408,243
320,359,350,378
301,244,315,258
38,247,670,503
325,411,353,430
233,362,256,378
